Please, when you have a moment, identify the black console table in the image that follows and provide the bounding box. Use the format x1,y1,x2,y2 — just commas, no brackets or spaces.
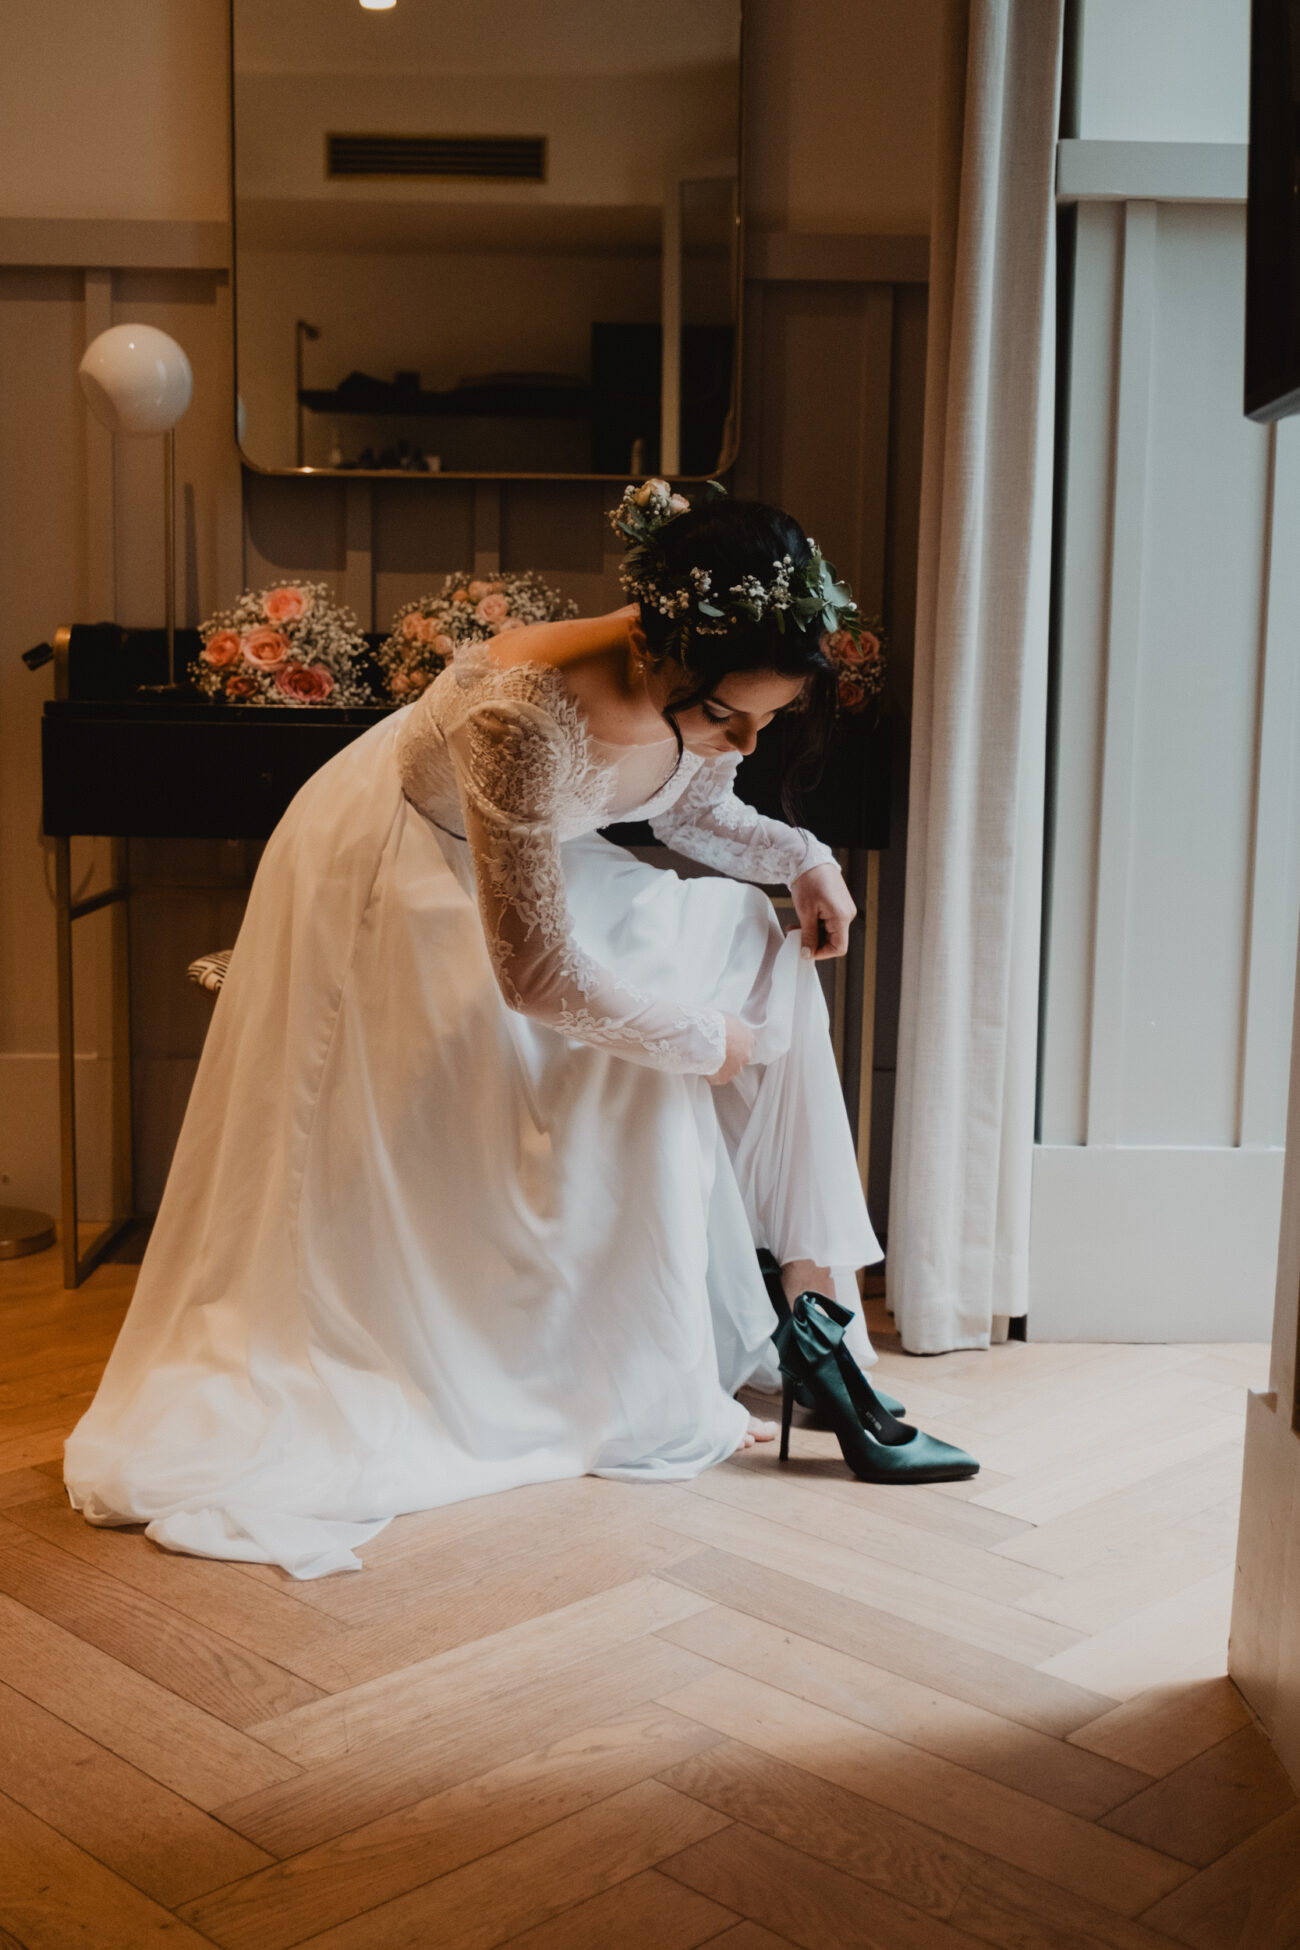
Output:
39,629,889,1286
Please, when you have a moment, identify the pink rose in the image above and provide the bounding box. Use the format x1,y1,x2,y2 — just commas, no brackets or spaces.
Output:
468,578,502,602
241,627,291,669
475,592,510,625
263,585,311,625
401,611,436,644
274,661,335,703
432,633,456,659
837,673,867,712
225,669,260,701
824,628,865,666
452,587,471,603
202,629,241,668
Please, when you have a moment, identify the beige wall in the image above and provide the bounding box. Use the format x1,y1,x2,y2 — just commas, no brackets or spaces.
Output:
0,0,938,1222
0,1,229,222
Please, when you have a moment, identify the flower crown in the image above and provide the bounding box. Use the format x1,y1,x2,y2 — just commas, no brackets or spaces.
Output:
608,477,865,665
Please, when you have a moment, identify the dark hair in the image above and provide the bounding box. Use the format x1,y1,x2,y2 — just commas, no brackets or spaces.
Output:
635,496,838,819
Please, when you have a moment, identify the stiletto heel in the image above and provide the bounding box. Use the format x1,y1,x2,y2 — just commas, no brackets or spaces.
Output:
757,1249,906,1420
774,1291,978,1486
780,1368,795,1463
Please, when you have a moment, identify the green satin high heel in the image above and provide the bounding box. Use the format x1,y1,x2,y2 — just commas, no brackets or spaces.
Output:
757,1251,906,1420
775,1290,979,1486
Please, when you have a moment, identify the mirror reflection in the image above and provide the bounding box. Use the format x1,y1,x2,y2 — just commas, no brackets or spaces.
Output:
232,0,742,476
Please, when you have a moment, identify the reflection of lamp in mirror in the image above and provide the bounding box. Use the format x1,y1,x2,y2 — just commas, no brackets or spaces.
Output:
295,319,321,466
78,324,194,689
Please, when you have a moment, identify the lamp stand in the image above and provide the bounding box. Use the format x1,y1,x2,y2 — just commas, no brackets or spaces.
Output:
142,425,184,694
165,424,176,685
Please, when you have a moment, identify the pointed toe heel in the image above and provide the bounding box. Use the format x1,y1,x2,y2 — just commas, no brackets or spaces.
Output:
773,1291,979,1487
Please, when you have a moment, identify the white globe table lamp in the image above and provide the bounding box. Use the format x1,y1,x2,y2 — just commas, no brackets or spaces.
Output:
78,324,194,687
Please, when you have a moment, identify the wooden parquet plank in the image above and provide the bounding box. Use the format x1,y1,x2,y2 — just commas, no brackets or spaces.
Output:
283,1780,730,1950
974,1420,1245,1528
0,1590,301,1808
678,1459,1049,1606
947,1858,1188,1949
693,1927,795,1950
660,1818,989,1949
0,1788,218,1949
1067,1676,1253,1777
660,1546,1116,1737
214,1634,713,1857
660,1603,1151,1817
1015,1502,1240,1634
0,1466,61,1510
286,1487,623,1625
3,1492,347,1670
759,1462,1035,1550
1100,1723,1297,1867
1038,1569,1236,1701
658,1738,981,1918
642,1484,1080,1665
1060,1677,1255,1786
276,1528,697,1693
0,1531,323,1724
182,1703,722,1950
492,1868,737,1950
0,1359,107,1412
990,1442,1248,1578
657,1666,1192,1914
249,1574,709,1766
1138,1803,1300,1948
0,1677,274,1907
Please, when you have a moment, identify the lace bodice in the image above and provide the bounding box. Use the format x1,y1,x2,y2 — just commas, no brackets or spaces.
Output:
394,644,837,1073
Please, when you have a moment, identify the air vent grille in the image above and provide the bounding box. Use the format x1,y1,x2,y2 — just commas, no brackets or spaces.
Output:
326,134,546,181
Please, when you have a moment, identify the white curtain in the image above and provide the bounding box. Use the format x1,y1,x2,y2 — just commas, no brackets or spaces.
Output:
887,0,1064,1353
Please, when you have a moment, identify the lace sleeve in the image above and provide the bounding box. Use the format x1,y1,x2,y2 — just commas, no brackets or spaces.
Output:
649,752,838,886
449,695,728,1075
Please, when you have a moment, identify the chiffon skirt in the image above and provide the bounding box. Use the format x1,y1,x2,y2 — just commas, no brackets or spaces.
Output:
64,714,881,1577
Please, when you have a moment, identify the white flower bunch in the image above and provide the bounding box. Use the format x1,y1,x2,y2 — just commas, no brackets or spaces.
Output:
191,581,372,707
377,570,578,701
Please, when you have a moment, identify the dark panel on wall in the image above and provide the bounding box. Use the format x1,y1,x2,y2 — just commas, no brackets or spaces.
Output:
372,479,477,575
501,480,610,574
244,472,348,578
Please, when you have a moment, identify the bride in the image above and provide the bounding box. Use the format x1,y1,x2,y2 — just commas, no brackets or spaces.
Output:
64,482,974,1580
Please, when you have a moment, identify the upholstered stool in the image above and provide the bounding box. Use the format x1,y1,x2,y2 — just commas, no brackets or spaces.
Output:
188,949,233,994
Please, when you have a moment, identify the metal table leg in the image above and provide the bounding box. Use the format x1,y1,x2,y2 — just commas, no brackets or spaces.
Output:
54,834,135,1287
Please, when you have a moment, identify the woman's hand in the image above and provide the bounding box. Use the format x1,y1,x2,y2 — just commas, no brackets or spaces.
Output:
789,862,855,960
707,1013,755,1086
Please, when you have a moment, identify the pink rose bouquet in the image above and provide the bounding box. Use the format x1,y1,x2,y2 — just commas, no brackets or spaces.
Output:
377,570,579,703
821,619,887,717
191,580,371,707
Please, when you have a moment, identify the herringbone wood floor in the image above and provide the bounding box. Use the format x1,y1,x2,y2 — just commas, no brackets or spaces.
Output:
1,1244,1296,1950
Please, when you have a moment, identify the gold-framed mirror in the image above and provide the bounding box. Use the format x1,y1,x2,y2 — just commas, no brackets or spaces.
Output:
231,0,743,479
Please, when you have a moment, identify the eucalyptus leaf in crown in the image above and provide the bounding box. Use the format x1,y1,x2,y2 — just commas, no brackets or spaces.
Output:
192,581,372,706
377,571,578,701
609,477,873,704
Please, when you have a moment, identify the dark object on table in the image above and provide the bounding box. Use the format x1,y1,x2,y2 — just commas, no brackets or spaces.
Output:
25,623,204,699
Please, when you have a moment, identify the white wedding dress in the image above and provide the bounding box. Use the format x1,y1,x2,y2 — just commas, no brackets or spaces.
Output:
64,644,882,1577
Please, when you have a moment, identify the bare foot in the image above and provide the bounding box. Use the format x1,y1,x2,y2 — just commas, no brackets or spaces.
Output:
741,1414,778,1449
